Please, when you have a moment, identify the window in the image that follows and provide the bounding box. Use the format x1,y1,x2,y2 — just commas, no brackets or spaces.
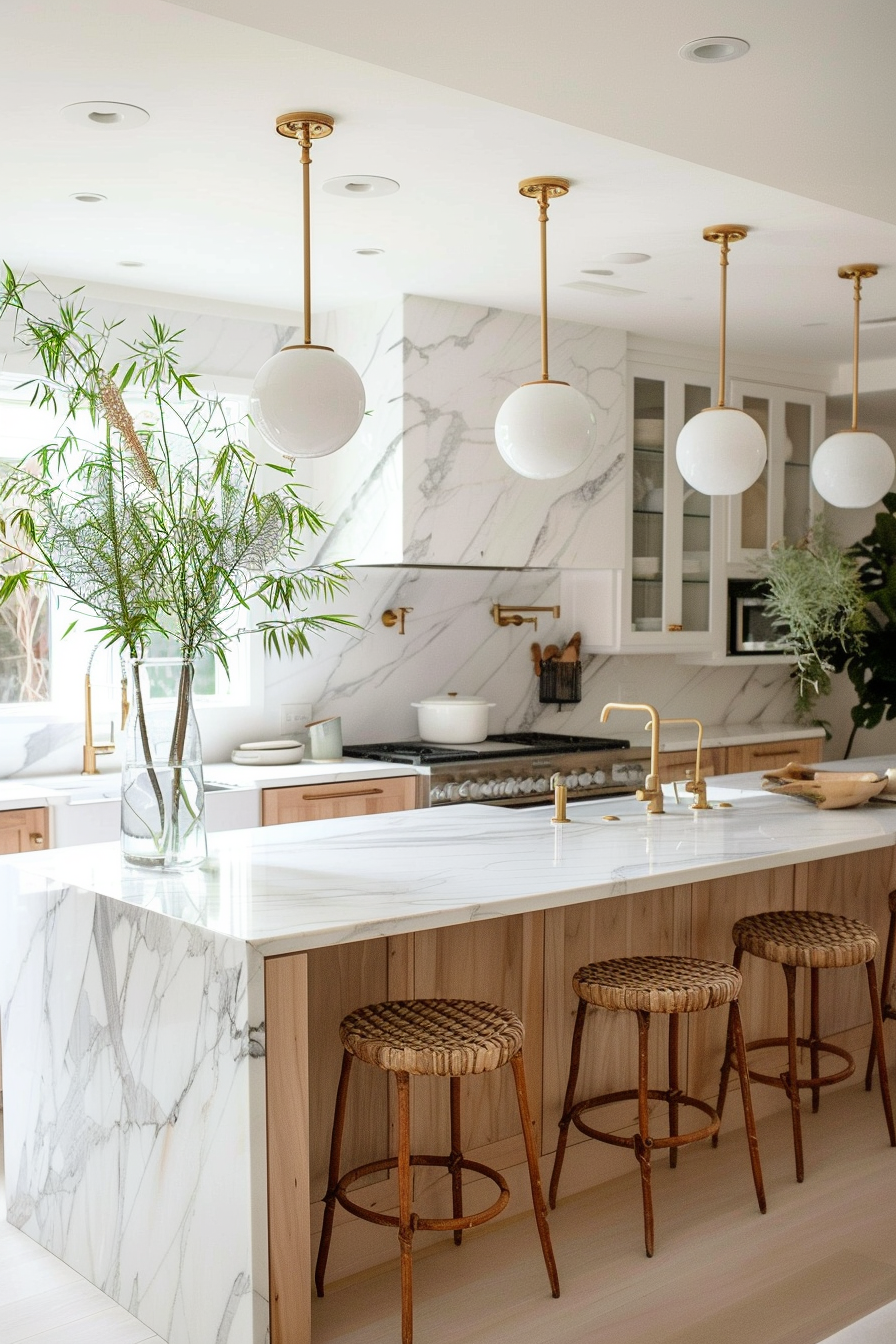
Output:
0,375,252,710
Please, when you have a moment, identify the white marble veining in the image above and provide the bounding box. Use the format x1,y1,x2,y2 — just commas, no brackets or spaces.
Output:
0,872,268,1344
5,781,896,961
308,294,627,569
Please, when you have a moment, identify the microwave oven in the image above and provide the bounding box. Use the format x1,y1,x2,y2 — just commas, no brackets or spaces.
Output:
727,579,789,655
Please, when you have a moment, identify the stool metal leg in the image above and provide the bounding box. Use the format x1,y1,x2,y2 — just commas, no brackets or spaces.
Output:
713,945,743,1145
782,963,805,1183
549,998,587,1209
511,1052,560,1298
866,904,896,1090
396,1070,415,1344
635,1009,655,1257
866,958,896,1147
810,967,821,1114
668,1012,680,1170
315,1049,354,1297
729,999,767,1214
449,1076,464,1246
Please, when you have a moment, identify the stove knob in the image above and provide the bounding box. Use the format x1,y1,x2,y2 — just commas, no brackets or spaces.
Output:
534,776,548,792
505,778,520,796
592,769,606,786
446,783,462,801
565,774,579,789
578,772,593,787
458,780,474,799
520,778,535,794
430,786,445,803
468,781,483,799
480,780,496,797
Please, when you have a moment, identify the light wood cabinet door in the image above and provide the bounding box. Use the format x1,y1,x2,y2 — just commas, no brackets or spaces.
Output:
724,736,823,775
657,746,727,785
0,807,49,853
261,775,418,826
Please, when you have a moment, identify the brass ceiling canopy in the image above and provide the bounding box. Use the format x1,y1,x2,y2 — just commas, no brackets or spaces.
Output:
702,224,747,246
275,112,334,140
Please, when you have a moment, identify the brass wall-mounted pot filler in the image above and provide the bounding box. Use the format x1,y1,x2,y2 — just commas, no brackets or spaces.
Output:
492,603,560,631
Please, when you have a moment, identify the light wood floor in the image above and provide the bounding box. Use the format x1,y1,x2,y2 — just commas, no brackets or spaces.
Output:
313,1082,896,1344
1,1086,895,1344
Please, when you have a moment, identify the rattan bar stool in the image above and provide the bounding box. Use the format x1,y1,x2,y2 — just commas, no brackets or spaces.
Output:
866,889,896,1089
315,998,559,1343
716,909,896,1184
548,955,766,1257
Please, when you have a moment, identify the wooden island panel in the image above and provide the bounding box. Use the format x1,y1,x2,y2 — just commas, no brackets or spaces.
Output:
725,736,823,775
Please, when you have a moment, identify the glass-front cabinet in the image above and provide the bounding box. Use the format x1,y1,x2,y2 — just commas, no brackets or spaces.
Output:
727,379,826,565
625,363,718,650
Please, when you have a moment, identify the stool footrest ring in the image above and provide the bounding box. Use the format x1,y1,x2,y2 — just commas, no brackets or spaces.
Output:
733,1036,855,1091
569,1088,720,1150
335,1153,510,1232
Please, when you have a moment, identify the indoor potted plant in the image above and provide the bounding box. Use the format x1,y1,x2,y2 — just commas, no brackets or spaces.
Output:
0,267,354,867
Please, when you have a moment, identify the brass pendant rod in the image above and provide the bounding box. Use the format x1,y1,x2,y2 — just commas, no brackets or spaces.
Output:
717,234,730,409
852,271,862,431
300,122,313,347
539,187,550,381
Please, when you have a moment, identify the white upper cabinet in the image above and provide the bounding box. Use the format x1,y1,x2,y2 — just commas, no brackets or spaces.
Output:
303,294,627,570
727,379,826,568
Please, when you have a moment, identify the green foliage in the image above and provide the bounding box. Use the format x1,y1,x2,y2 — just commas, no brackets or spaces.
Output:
757,515,868,716
0,267,356,669
830,492,896,755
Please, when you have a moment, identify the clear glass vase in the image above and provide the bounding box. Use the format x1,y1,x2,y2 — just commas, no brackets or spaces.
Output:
121,657,207,869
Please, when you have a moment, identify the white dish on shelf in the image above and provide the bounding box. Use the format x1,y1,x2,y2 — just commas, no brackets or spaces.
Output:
634,617,663,632
682,550,709,576
642,487,664,512
633,418,664,447
632,556,661,579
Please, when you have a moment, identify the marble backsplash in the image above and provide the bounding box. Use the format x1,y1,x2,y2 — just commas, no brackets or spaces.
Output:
1,563,801,778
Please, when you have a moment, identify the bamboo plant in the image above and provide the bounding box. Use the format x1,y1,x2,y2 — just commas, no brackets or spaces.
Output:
0,267,355,861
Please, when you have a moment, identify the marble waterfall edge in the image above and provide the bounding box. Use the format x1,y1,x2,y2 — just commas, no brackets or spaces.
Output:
0,869,269,1344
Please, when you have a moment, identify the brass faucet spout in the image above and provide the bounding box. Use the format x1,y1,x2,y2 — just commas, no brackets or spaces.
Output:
659,717,711,810
600,701,664,814
82,671,116,776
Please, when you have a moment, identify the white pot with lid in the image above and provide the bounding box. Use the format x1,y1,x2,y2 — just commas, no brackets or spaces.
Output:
412,693,496,744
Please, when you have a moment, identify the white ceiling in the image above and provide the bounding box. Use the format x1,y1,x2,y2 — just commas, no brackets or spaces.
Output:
4,0,896,368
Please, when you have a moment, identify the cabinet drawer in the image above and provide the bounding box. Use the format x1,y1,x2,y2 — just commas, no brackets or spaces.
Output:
725,737,824,775
0,807,49,854
658,747,726,785
262,776,418,826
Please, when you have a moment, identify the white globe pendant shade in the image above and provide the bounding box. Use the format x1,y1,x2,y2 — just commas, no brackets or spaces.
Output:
675,407,767,496
495,381,596,480
250,345,366,459
810,430,895,509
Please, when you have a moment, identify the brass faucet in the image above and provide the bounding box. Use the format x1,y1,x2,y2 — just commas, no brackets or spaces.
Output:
600,702,664,814
660,717,712,810
82,672,116,775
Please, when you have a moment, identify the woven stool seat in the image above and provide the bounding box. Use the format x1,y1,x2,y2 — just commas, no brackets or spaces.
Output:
732,910,879,969
339,998,524,1077
573,955,742,1015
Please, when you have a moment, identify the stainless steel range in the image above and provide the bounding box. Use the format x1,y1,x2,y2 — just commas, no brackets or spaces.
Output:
342,732,651,807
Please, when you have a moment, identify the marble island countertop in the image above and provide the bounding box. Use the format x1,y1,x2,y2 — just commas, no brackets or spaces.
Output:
6,762,896,958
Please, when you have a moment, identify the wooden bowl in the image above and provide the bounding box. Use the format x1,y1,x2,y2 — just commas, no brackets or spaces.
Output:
761,772,886,810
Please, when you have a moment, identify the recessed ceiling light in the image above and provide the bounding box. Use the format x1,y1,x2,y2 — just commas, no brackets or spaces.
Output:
118,260,145,268
679,36,750,63
61,101,150,129
354,247,385,256
581,268,614,276
70,192,107,203
563,281,644,298
323,175,399,198
602,251,651,264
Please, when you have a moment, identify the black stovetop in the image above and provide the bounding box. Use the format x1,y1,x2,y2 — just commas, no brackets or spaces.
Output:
342,731,630,766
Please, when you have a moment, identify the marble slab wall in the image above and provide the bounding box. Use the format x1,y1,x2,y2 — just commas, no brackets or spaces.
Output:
309,294,628,569
0,869,268,1344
